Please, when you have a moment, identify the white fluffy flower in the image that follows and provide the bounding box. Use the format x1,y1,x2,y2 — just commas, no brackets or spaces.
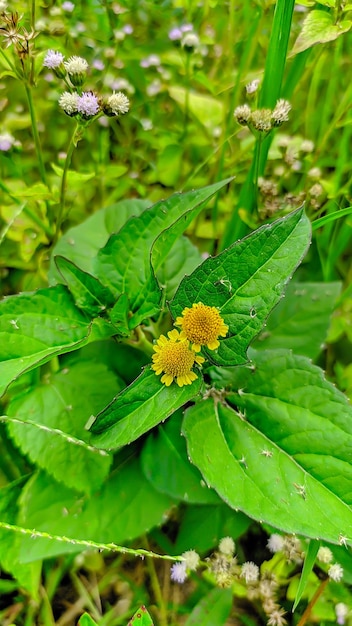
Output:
328,563,343,582
219,536,235,556
76,92,100,116
317,546,333,564
267,534,284,553
105,91,130,116
240,561,259,583
43,49,65,69
58,91,79,115
182,550,199,571
170,561,187,583
64,55,88,74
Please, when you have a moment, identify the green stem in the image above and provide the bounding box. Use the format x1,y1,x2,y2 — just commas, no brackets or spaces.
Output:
142,536,168,626
252,134,263,214
29,0,36,29
0,520,185,562
124,326,155,356
24,84,48,187
54,122,83,244
182,53,192,140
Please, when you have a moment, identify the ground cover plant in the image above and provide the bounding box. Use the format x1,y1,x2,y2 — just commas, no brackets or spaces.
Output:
0,0,352,625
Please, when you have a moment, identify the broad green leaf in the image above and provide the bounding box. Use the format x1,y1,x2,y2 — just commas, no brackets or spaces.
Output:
109,293,130,335
94,180,231,327
49,199,151,283
217,348,352,507
17,458,174,562
6,361,120,494
155,144,183,186
78,614,98,626
170,209,311,366
292,540,320,612
173,504,251,555
89,367,202,450
169,86,224,131
55,255,116,316
141,410,221,504
292,11,352,55
184,588,232,626
6,182,52,200
156,236,203,300
128,606,154,625
183,393,352,545
0,477,41,597
51,162,96,182
254,281,341,359
0,285,115,398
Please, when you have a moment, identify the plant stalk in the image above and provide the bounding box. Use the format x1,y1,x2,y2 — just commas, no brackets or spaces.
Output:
296,578,329,626
54,122,83,245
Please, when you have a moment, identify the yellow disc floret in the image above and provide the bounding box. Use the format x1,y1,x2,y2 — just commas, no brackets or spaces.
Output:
152,329,205,387
175,302,228,351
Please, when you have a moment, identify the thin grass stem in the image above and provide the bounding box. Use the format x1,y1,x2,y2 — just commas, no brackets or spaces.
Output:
54,122,83,245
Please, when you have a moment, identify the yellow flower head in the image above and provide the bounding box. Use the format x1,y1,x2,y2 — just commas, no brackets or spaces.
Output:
152,329,205,387
175,302,228,352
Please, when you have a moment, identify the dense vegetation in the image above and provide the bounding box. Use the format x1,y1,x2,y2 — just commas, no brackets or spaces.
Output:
0,1,352,625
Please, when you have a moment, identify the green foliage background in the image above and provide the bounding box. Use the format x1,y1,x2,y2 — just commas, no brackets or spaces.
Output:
0,0,352,624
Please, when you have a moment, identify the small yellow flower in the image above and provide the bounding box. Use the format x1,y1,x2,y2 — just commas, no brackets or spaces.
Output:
175,302,228,352
152,329,205,387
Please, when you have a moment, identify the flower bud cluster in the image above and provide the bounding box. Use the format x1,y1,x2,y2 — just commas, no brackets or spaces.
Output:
234,99,291,134
43,50,130,122
170,534,346,625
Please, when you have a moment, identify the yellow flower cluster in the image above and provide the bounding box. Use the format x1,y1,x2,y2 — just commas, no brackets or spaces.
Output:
152,302,228,387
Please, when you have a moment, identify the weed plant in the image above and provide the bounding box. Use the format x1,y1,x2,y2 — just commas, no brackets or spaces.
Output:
0,1,352,625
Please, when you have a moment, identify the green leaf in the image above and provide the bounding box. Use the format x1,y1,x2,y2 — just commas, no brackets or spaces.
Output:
292,540,320,612
183,385,352,545
173,504,251,555
17,458,174,562
141,410,221,504
7,182,53,200
0,285,115,398
6,361,120,494
128,606,154,625
312,206,352,230
78,614,98,626
155,144,183,187
0,478,41,597
55,255,116,316
51,162,96,183
217,348,352,509
169,86,224,131
184,588,232,626
94,180,231,327
292,11,352,55
89,367,202,450
49,199,151,283
254,281,341,359
170,209,311,366
156,236,203,300
109,293,130,335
